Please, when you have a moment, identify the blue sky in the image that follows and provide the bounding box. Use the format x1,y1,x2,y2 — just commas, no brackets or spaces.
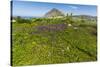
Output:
12,1,97,17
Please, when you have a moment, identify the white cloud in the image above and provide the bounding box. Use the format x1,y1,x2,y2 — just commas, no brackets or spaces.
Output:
69,6,78,10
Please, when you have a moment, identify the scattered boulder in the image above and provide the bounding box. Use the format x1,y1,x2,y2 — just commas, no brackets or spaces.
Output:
12,19,16,22
68,24,72,27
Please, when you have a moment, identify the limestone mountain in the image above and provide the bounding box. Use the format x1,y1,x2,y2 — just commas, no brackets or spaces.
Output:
44,8,64,17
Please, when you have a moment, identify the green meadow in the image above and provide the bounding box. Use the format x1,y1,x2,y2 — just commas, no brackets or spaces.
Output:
12,15,97,66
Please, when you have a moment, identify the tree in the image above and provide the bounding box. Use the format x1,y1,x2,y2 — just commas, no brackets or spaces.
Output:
16,16,31,24
80,15,85,23
65,13,74,24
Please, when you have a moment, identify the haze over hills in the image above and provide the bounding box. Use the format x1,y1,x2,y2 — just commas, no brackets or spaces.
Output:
73,15,97,21
44,8,97,21
13,8,97,21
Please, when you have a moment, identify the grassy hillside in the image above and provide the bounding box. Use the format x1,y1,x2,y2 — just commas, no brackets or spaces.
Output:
12,17,97,66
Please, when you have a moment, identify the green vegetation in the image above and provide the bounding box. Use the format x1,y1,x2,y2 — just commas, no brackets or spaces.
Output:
12,14,97,66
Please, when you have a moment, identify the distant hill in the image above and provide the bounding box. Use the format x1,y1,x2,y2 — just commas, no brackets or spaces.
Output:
73,15,97,21
44,8,64,17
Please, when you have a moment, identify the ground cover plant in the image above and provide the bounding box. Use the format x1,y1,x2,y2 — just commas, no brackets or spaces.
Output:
11,1,97,66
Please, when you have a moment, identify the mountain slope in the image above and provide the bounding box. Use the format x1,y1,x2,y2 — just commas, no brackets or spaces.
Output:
45,8,64,17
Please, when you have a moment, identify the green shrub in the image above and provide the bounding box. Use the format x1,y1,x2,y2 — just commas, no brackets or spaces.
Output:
16,16,31,24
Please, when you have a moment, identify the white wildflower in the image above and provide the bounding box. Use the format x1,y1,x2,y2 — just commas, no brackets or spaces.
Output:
67,46,70,50
74,27,78,29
